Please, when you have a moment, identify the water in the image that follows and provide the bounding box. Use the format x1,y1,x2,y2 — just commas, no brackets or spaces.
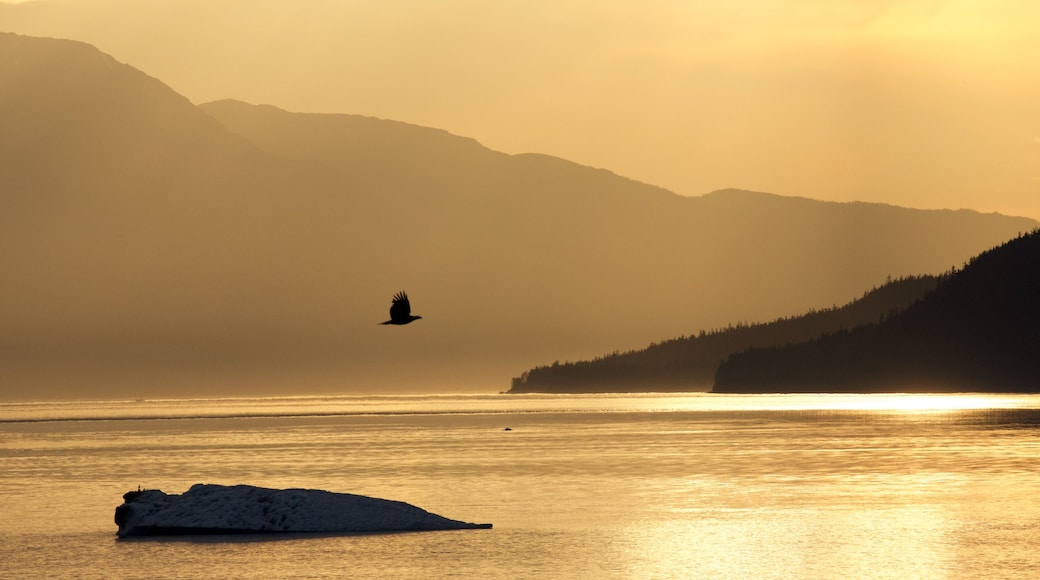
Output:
2,393,1039,579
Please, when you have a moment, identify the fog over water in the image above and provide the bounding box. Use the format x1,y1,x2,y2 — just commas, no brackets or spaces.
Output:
2,31,1036,398
2,2,1039,398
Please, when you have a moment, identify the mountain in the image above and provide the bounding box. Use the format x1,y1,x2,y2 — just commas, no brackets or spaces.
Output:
509,275,940,393
713,229,1040,392
1,32,1036,399
1,32,367,396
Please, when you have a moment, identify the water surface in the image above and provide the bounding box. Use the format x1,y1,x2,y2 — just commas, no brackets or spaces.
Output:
2,393,1038,578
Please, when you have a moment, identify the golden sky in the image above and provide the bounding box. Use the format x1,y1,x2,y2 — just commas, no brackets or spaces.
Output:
3,0,1039,218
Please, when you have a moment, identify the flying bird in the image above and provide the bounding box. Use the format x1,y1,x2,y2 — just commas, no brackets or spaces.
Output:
380,291,423,325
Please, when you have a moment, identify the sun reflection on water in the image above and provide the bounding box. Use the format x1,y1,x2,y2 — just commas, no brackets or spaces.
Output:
615,505,955,579
773,393,1027,413
1,392,1038,423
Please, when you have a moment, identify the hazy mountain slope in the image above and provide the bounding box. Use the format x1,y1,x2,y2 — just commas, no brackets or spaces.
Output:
1,32,1036,399
509,275,940,393
200,99,1036,332
713,230,1040,393
0,33,377,395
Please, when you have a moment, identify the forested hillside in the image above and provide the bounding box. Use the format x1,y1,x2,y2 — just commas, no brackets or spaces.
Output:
714,230,1040,393
510,276,939,393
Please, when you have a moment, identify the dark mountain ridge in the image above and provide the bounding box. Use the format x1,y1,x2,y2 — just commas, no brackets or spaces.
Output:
1,32,1036,398
509,275,940,393
713,229,1040,392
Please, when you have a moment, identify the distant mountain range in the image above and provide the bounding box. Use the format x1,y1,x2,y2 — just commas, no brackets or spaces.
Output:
714,230,1040,393
1,32,1037,399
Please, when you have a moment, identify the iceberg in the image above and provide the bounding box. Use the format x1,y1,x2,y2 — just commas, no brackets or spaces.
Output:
114,483,492,537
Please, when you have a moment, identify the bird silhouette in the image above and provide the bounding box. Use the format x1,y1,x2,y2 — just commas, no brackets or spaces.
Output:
380,291,423,325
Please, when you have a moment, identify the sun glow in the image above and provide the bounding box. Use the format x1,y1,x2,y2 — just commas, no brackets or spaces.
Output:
782,392,1035,415
803,393,1027,412
689,393,1040,414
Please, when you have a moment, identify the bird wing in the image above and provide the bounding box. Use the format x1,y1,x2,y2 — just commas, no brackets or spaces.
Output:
389,291,412,321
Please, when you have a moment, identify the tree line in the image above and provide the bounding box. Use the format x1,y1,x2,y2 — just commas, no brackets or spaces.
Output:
714,229,1040,392
509,274,941,393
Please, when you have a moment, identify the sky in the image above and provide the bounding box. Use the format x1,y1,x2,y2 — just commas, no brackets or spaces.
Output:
2,0,1039,219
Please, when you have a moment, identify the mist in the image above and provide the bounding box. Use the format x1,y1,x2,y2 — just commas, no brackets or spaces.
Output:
3,0,1038,218
2,3,1039,400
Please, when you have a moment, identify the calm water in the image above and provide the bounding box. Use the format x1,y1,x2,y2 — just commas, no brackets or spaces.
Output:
2,393,1039,579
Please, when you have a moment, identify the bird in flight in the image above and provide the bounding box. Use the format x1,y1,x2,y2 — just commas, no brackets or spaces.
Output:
380,291,423,325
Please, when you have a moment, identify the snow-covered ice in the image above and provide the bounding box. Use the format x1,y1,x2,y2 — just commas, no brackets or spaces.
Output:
114,483,492,537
